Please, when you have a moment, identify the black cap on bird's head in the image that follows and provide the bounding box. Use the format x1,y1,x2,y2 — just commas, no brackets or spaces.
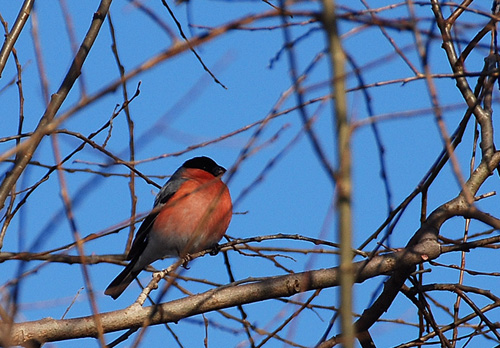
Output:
183,156,226,177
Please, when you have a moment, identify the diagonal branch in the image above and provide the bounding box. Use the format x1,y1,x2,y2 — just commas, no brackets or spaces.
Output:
0,0,34,77
0,0,113,211
349,147,500,347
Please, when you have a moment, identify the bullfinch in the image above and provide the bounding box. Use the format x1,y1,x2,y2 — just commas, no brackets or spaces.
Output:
105,156,232,299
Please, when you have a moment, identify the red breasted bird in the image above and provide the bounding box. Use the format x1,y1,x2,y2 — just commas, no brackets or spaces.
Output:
105,156,232,299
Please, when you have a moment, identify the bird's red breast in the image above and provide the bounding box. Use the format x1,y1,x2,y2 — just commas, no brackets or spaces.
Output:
151,167,232,256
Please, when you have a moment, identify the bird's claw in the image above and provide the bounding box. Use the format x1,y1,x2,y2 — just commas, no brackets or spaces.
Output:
182,254,192,269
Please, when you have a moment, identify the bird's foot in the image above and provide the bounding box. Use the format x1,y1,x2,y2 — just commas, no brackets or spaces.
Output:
209,243,221,256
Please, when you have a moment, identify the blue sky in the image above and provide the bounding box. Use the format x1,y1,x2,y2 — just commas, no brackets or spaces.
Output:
1,1,499,347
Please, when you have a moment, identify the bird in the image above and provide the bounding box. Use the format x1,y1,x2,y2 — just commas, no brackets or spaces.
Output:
105,156,232,300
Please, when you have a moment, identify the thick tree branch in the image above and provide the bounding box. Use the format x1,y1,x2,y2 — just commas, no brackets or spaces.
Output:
1,238,441,346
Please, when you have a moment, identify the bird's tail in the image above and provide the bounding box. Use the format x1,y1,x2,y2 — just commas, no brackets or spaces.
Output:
104,260,141,300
